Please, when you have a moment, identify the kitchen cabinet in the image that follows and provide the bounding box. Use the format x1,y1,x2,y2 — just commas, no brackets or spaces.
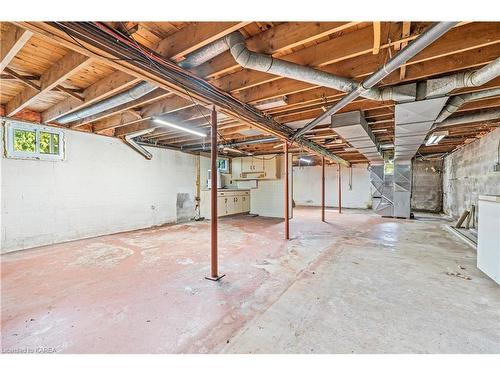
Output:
200,189,251,218
231,155,279,180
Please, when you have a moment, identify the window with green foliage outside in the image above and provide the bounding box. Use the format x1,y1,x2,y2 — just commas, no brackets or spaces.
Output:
7,122,64,160
40,132,60,154
14,129,36,152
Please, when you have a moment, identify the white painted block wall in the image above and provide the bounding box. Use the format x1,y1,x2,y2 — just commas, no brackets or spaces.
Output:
244,154,292,218
293,163,372,209
1,125,198,253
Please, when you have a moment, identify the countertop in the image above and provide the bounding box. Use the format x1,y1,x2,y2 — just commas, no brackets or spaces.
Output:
479,195,500,203
201,188,250,192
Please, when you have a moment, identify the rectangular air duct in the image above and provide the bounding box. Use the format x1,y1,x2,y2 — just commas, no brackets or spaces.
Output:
394,97,449,162
331,111,384,165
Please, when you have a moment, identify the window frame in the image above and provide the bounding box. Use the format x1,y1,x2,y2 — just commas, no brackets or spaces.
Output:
217,157,230,174
4,120,65,161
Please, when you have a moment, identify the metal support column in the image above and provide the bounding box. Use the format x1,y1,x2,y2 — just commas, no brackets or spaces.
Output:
206,106,225,281
284,142,290,240
338,163,342,214
321,157,325,222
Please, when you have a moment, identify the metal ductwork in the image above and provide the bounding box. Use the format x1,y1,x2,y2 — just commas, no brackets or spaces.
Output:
56,82,157,124
183,136,279,152
177,38,231,69
433,109,500,129
369,97,449,219
224,31,416,104
55,37,232,125
394,97,449,162
293,22,457,140
330,111,384,164
426,57,500,98
434,88,500,123
123,128,156,159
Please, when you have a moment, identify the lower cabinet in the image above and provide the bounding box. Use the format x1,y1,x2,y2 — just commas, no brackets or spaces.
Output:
200,189,251,218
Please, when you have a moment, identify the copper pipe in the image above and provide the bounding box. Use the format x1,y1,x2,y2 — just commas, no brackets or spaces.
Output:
284,142,290,240
210,106,218,278
321,156,325,222
338,163,342,214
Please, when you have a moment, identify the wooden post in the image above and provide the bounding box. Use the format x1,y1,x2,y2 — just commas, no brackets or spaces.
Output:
338,163,342,214
206,106,224,281
284,142,290,240
321,156,325,222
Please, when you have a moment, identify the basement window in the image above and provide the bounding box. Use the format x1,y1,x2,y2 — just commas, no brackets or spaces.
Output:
4,120,65,161
217,157,230,173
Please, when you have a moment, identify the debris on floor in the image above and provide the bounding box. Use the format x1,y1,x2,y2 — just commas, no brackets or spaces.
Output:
446,271,472,280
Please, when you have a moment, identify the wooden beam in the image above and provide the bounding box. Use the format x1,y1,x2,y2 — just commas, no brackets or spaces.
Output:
192,22,357,79
4,67,39,90
399,22,412,79
0,24,33,73
219,22,499,101
42,71,140,122
235,41,500,104
113,98,203,136
156,22,250,61
6,51,90,117
373,22,381,54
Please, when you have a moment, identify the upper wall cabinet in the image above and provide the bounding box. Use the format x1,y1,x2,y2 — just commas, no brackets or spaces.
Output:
232,155,279,180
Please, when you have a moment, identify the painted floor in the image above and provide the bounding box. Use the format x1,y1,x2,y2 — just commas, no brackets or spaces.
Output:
1,207,499,354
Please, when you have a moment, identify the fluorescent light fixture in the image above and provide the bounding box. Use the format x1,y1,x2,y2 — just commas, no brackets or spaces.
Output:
425,131,448,146
299,156,313,164
222,146,244,154
372,128,388,133
255,96,288,110
272,142,286,149
343,147,357,152
379,143,394,150
153,118,207,137
222,146,253,156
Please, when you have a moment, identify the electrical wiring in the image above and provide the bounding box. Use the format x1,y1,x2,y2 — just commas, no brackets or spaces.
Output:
102,21,232,147
48,21,345,164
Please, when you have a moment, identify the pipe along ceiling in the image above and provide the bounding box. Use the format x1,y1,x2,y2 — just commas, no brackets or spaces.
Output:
53,23,500,162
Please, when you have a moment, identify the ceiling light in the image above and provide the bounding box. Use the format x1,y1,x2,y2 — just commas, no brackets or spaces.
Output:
222,146,253,156
272,143,286,149
255,96,288,110
379,143,394,150
425,131,448,146
343,147,357,152
222,146,244,154
299,156,313,164
153,118,207,137
372,129,388,133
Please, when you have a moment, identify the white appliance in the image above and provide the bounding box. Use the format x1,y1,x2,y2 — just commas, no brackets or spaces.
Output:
477,195,500,285
207,169,222,189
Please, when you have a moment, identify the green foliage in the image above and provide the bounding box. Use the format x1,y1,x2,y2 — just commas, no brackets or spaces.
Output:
14,129,36,152
40,132,59,154
13,129,60,154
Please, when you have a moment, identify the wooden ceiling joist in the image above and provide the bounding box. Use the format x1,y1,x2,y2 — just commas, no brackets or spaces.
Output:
6,50,90,116
42,71,141,122
156,22,251,61
0,23,33,73
71,88,171,129
1,21,498,161
192,22,357,79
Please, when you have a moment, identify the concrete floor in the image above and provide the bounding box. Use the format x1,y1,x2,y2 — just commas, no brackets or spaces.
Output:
1,207,499,353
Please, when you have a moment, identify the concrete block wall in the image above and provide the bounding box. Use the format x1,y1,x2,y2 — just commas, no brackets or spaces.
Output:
411,158,443,213
1,123,198,253
292,163,372,209
245,154,292,218
443,127,500,225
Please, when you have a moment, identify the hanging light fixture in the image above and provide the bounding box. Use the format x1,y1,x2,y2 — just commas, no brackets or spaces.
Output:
153,118,207,137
